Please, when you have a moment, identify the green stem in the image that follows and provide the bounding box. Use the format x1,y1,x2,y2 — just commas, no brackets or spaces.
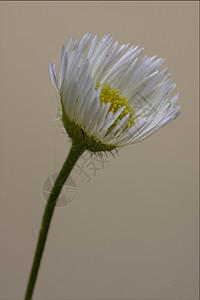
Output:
24,142,85,300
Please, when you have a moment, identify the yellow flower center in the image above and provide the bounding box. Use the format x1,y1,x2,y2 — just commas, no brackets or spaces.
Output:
96,82,135,132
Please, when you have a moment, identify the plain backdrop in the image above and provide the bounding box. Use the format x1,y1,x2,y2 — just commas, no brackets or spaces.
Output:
0,2,199,300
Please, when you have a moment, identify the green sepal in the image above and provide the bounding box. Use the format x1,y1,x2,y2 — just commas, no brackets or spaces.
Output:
61,100,116,153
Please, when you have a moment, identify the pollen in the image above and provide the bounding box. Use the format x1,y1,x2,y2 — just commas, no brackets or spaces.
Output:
96,82,135,132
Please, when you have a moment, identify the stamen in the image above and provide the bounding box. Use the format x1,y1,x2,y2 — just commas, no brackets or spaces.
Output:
96,82,135,132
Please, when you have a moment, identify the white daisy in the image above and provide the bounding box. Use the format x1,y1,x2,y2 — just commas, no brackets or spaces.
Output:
49,33,181,152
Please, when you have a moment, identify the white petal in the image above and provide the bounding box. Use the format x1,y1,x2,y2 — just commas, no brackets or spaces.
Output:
93,103,111,136
49,62,59,91
99,105,126,138
83,97,100,130
104,113,130,142
60,53,68,95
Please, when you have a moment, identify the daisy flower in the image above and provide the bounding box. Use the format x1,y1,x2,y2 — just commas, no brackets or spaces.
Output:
24,33,181,299
49,33,181,152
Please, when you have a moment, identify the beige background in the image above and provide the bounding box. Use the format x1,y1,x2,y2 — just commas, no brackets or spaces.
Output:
0,2,198,300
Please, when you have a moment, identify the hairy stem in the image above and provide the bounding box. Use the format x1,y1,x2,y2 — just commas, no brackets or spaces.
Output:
24,142,85,300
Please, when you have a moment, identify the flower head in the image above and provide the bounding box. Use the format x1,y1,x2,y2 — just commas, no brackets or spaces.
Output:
49,33,181,152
